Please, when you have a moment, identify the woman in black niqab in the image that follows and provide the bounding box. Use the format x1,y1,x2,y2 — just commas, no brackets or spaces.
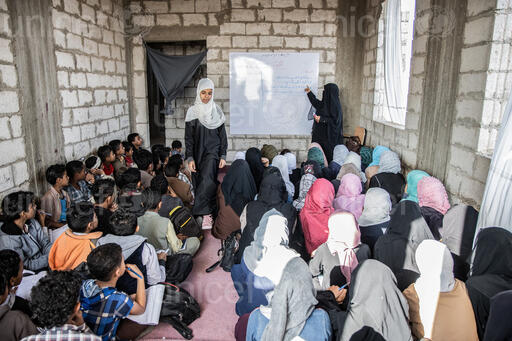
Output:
245,147,265,190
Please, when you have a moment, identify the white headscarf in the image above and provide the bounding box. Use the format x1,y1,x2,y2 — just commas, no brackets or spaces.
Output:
358,188,392,226
185,78,226,129
414,240,455,339
272,155,295,198
333,145,349,166
284,152,297,175
234,151,246,161
342,152,367,183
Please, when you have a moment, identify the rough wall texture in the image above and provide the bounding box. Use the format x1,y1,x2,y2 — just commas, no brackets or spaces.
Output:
52,0,130,160
128,0,339,162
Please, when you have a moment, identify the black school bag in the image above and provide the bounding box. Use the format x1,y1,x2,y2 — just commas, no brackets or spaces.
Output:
160,282,200,340
168,206,202,238
165,253,193,284
206,230,240,273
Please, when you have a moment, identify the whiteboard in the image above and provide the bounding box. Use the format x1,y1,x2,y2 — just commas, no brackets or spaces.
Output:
229,52,319,135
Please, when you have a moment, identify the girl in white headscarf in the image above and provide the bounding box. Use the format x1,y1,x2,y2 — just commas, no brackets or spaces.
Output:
185,78,227,228
271,155,295,202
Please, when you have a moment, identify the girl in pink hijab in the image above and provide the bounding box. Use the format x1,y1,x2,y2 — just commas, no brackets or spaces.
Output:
333,173,365,220
300,178,335,254
417,176,451,240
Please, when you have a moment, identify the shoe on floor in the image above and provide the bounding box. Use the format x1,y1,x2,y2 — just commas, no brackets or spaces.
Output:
202,214,213,230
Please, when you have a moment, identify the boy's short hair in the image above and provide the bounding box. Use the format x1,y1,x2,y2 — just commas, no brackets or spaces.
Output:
109,209,138,236
127,133,139,144
133,149,152,171
280,148,291,155
87,243,123,282
1,191,35,222
92,178,116,203
85,156,100,170
98,145,113,163
150,174,169,195
46,164,66,185
164,162,180,178
151,144,164,155
109,139,122,154
67,202,95,233
158,150,170,164
171,140,182,149
0,273,7,296
0,249,21,283
122,141,133,153
30,271,83,329
66,160,84,180
116,168,141,191
141,188,162,210
168,154,183,166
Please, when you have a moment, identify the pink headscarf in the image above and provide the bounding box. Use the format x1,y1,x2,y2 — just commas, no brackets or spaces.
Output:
327,212,361,283
417,176,451,215
333,173,365,220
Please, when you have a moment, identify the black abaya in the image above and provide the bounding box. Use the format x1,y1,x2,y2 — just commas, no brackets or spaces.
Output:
185,119,228,216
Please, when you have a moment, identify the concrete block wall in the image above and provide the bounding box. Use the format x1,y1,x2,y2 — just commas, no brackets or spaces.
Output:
128,0,339,163
0,0,30,194
52,0,130,160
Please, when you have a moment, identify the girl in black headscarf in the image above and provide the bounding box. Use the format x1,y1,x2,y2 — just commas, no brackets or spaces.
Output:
245,147,265,190
466,227,512,339
305,83,343,163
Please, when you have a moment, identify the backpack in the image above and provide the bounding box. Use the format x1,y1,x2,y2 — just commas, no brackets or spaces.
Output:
165,253,193,284
168,206,202,238
206,230,240,273
160,282,200,340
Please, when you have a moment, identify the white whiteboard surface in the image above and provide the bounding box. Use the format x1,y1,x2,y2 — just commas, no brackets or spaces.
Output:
229,52,319,135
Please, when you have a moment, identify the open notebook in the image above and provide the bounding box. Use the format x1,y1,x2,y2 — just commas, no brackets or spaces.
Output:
127,284,165,325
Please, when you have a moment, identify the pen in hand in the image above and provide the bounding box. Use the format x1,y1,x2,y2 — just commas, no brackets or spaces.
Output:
127,267,143,280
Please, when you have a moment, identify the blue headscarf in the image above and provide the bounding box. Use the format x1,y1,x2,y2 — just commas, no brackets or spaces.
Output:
368,145,390,167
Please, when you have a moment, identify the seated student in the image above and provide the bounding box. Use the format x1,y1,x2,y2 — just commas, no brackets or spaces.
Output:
300,179,335,255
108,140,127,176
127,132,144,153
235,167,296,264
169,154,195,197
150,174,184,218
403,240,478,341
307,143,328,169
41,164,70,229
156,149,170,176
24,271,100,341
116,168,144,217
441,205,479,281
49,202,101,271
122,141,135,168
337,152,367,185
245,147,265,190
0,192,52,272
260,144,277,168
137,189,200,256
333,173,365,220
336,260,413,341
84,156,106,181
171,140,183,157
322,144,349,180
80,244,147,341
133,149,154,190
358,188,392,252
163,161,194,208
97,209,166,294
65,160,93,204
309,211,370,291
369,150,406,205
367,145,390,168
483,290,512,341
292,162,317,211
97,145,116,177
374,200,435,291
91,179,117,234
246,257,331,340
466,227,512,339
281,149,301,186
213,160,257,240
0,250,37,341
151,144,165,176
271,155,295,202
417,176,451,240
403,169,430,203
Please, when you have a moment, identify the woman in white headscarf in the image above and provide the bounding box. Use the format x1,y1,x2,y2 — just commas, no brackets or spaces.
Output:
358,188,392,252
403,240,479,341
271,155,295,202
185,78,227,228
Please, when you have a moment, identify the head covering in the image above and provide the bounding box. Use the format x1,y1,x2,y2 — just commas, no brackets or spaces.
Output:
368,145,390,167
364,165,379,182
257,167,288,206
300,179,335,254
417,176,450,215
339,152,367,182
234,151,245,161
185,78,226,129
271,155,295,199
246,147,265,189
337,163,365,183
359,146,373,168
340,260,413,341
403,170,430,203
243,209,299,285
378,150,401,174
311,83,343,149
284,152,296,175
292,173,317,211
333,173,365,220
358,187,392,226
327,212,361,283
441,205,479,259
301,160,322,178
482,290,512,341
220,159,257,216
332,145,349,166
307,144,327,168
414,240,456,339
261,144,278,164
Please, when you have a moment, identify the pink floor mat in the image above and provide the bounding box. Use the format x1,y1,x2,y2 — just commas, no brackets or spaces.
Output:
141,230,239,341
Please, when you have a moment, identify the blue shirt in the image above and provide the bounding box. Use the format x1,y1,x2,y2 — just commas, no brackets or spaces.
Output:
59,198,67,223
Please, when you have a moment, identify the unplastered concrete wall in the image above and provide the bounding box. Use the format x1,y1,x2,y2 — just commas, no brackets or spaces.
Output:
128,0,339,162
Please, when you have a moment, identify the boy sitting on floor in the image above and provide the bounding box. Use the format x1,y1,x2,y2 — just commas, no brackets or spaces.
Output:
65,160,94,204
92,179,117,234
164,161,194,208
97,146,116,177
150,174,183,218
41,164,70,230
109,140,127,177
133,150,154,190
122,141,135,168
117,168,145,218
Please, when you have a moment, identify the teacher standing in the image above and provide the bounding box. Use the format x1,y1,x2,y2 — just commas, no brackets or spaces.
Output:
305,83,343,163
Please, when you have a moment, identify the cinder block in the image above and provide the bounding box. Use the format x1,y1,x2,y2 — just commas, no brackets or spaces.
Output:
183,14,207,26
272,0,295,8
299,23,324,36
81,3,95,22
464,16,493,45
12,161,29,186
272,23,298,35
78,90,93,106
299,0,323,8
73,108,89,124
61,90,79,108
246,0,271,7
257,9,282,22
195,0,221,12
283,9,308,22
232,36,257,48
0,166,13,192
53,29,66,48
312,36,336,48
144,1,168,13
220,23,246,35
63,126,81,143
284,36,309,48
70,72,87,88
0,65,17,87
81,123,96,140
169,0,195,13
63,0,80,15
52,9,71,30
231,9,256,22
156,14,181,26
76,55,91,72
311,9,336,22
207,35,232,48
66,33,83,51
246,23,272,35
132,14,155,26
56,51,75,69
259,35,283,47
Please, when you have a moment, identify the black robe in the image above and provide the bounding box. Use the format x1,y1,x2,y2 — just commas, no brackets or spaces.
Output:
307,83,343,163
420,206,444,240
245,147,265,191
368,172,406,205
185,119,227,216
